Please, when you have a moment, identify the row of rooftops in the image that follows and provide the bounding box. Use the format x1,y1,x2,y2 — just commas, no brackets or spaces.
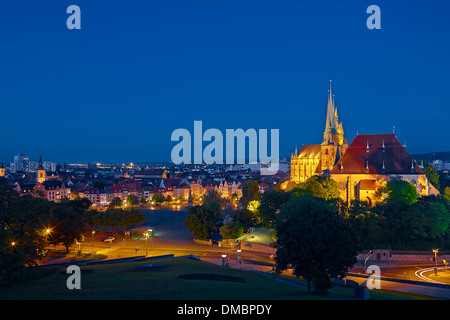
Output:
5,165,285,196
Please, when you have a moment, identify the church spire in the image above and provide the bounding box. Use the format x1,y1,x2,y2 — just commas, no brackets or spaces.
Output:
38,150,44,169
323,80,337,144
37,150,46,183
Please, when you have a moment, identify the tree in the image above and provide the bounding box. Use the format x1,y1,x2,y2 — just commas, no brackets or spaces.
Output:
85,209,98,232
126,194,139,207
346,200,382,249
381,179,418,204
373,200,411,248
275,195,359,295
185,205,221,240
233,208,252,227
92,209,107,233
48,202,86,253
109,197,123,208
246,200,260,220
0,189,52,285
422,161,440,189
240,180,260,208
202,190,223,216
259,190,291,228
409,196,450,241
152,193,165,204
220,221,243,239
103,208,121,233
444,187,450,201
116,208,146,235
304,176,340,201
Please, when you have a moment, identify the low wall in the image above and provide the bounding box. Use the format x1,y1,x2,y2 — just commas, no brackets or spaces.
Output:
218,239,236,248
193,238,212,245
357,249,450,262
239,240,277,257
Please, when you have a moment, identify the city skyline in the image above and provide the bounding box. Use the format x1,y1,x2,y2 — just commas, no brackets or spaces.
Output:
1,1,449,164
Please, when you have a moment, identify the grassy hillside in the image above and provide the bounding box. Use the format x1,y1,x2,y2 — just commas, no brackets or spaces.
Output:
0,258,432,300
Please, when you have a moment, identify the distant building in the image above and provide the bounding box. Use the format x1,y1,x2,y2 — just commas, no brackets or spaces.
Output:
13,153,30,173
112,181,143,200
133,169,167,180
432,160,450,171
80,185,101,206
34,179,71,202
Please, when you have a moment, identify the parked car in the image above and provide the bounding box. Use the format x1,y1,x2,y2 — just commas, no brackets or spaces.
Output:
104,237,115,243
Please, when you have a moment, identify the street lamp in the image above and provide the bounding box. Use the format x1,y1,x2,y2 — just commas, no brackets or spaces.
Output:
237,249,241,265
144,232,149,256
44,228,51,242
91,230,95,253
433,248,439,271
364,250,373,273
222,254,227,267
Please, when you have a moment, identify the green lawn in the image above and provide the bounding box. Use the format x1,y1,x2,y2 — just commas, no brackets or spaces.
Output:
0,258,332,300
0,258,438,300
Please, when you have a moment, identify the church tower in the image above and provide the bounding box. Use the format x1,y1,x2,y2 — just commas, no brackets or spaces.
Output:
37,152,47,183
290,82,347,183
321,81,346,174
0,163,5,177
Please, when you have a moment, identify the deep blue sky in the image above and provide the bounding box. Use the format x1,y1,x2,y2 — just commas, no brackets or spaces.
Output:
1,0,449,164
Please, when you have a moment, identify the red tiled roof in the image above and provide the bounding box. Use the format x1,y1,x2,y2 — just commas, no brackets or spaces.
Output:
331,133,423,175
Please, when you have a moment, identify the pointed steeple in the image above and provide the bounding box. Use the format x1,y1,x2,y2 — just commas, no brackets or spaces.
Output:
323,80,336,144
36,149,47,183
38,150,44,170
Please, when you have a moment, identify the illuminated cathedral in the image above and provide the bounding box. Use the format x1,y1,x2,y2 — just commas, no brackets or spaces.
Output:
290,82,438,205
290,82,348,183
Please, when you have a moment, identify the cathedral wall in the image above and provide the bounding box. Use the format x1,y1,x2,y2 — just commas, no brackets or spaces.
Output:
330,173,431,205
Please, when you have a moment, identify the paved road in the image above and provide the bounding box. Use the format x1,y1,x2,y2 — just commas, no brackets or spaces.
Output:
43,206,450,299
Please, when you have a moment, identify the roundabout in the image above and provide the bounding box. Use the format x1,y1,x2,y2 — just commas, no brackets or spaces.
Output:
415,266,450,285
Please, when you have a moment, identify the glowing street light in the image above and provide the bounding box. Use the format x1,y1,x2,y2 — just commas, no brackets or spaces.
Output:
365,250,373,273
44,228,51,241
144,232,149,256
433,248,439,271
91,230,95,253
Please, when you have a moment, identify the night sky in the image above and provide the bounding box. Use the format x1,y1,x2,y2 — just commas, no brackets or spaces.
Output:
1,1,449,164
